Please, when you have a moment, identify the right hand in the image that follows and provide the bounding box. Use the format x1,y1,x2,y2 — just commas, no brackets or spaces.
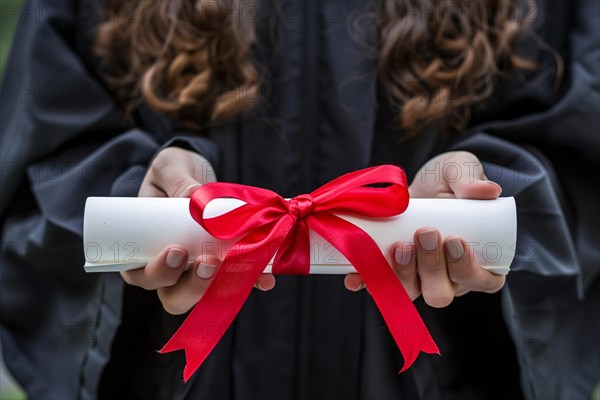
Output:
121,147,275,315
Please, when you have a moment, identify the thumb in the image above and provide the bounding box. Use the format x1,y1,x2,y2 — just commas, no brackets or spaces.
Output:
147,147,216,198
156,165,202,198
444,153,502,199
449,177,502,200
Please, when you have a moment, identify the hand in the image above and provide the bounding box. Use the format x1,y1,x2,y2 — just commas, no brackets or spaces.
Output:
121,147,275,315
344,151,506,307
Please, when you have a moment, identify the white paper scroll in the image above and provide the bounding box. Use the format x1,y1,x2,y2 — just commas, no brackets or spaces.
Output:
83,197,516,275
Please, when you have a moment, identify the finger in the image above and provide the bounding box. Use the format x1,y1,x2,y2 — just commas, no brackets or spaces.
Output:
254,273,276,291
150,147,215,198
344,273,365,291
444,237,506,293
157,256,221,315
449,178,502,200
392,242,420,300
415,227,455,308
195,254,221,278
454,285,471,297
121,246,188,290
138,181,167,198
153,164,202,198
445,152,502,199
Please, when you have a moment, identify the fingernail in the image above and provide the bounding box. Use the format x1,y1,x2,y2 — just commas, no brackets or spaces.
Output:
394,246,414,265
166,249,186,269
197,262,217,279
418,230,438,251
445,238,464,260
256,282,270,291
183,183,201,197
352,283,364,292
488,181,502,190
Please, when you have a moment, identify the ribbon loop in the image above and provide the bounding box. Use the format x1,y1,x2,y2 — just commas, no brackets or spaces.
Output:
161,165,439,382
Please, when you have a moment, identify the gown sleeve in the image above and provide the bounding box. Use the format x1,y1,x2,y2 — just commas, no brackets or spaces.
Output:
0,0,220,398
448,0,600,397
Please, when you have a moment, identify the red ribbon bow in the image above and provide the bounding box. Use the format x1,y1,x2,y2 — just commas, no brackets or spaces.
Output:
161,165,439,381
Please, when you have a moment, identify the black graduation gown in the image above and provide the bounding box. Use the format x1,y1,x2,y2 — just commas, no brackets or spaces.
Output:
1,0,598,399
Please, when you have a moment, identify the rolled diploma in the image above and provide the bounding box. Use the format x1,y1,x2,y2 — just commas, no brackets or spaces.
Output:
83,197,516,275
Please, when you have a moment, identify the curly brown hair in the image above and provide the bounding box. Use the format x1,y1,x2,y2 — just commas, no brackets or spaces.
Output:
94,0,549,134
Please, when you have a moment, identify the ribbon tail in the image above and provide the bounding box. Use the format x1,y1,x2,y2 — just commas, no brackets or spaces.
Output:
308,213,439,372
160,255,262,381
161,225,282,382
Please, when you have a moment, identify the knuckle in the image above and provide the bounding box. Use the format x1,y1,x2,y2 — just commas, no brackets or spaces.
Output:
424,292,454,308
395,265,415,280
169,175,194,197
121,271,153,290
162,276,179,288
418,255,444,273
160,271,181,287
151,152,170,172
448,264,472,283
142,273,172,290
159,294,190,315
484,276,506,293
163,301,190,316
120,272,133,286
138,281,156,291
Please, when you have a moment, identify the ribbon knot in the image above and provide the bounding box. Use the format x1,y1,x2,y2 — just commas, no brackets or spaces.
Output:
288,194,314,218
161,165,439,382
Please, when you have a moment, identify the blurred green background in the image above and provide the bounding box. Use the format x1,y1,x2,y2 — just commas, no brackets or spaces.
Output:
1,2,26,399
1,0,24,80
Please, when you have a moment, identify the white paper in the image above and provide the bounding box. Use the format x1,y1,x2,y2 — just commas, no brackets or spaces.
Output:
83,197,516,275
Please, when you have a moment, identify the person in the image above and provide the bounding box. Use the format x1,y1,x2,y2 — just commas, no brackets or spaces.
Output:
0,0,598,399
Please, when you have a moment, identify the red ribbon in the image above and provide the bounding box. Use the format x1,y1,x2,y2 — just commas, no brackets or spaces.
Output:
161,165,439,381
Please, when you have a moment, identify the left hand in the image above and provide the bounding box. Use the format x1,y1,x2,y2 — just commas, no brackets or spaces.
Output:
124,147,275,317
344,151,506,307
